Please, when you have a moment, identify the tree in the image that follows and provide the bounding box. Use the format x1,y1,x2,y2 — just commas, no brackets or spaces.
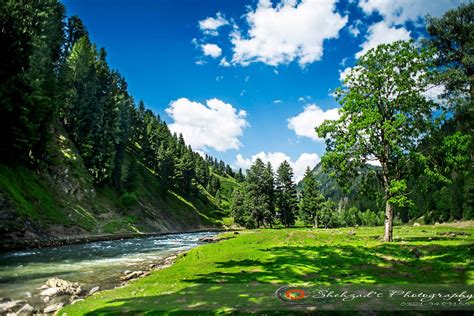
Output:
426,2,473,130
299,167,325,227
235,168,245,182
275,161,297,227
0,0,65,164
317,41,470,242
245,159,274,227
262,162,276,227
230,189,252,228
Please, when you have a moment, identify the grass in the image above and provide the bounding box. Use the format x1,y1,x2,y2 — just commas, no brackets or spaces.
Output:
0,164,68,226
60,224,473,315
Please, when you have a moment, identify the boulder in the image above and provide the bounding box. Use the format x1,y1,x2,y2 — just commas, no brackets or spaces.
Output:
413,222,421,227
120,270,148,282
16,303,35,315
88,286,100,296
40,287,59,297
43,303,63,314
0,300,24,313
43,278,82,296
199,236,217,243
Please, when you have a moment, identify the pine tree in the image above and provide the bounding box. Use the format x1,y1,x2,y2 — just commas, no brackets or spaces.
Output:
275,161,297,227
299,167,325,227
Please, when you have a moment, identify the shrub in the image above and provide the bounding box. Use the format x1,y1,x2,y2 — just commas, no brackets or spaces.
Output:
120,192,138,209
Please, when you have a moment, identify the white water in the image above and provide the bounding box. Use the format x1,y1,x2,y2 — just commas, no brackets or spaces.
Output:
0,231,216,307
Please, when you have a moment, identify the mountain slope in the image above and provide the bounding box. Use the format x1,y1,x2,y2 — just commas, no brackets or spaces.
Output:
0,126,226,249
308,162,384,212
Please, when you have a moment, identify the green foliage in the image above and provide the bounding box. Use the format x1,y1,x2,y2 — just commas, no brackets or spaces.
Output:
275,161,298,227
0,0,65,164
120,192,138,209
299,167,325,227
317,40,471,240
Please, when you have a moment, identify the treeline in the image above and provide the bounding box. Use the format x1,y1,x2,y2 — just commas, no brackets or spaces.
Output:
230,161,384,229
0,0,235,204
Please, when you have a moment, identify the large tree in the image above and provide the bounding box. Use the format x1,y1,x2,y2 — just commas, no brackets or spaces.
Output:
317,41,470,242
299,167,325,227
275,161,297,227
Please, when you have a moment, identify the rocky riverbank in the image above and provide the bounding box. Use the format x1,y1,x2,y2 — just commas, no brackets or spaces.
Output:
0,228,226,252
0,252,184,315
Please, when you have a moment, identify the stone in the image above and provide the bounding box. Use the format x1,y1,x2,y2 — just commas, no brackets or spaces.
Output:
43,296,50,303
199,236,217,242
43,278,82,296
16,303,35,315
40,287,59,297
413,222,421,227
120,270,148,282
0,300,22,313
88,286,100,296
71,299,84,305
43,303,63,314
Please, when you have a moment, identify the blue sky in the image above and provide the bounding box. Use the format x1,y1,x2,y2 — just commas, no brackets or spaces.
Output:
62,0,464,180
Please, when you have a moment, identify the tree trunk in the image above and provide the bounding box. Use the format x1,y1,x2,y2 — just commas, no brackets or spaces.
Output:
314,214,318,228
380,155,393,242
383,202,394,242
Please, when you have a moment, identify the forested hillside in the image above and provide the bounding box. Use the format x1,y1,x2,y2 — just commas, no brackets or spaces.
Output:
0,1,241,246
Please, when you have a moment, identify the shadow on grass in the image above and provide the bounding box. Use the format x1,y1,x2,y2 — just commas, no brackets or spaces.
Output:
82,243,472,315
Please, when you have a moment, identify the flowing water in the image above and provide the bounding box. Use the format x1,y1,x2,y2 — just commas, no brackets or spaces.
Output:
0,231,217,308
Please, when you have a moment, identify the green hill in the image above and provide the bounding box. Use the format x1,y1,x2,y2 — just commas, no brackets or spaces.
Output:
307,162,384,212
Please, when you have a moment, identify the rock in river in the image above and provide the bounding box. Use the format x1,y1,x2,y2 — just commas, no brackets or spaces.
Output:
43,303,64,314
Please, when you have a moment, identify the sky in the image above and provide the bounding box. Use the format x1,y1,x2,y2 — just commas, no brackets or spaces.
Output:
62,0,464,181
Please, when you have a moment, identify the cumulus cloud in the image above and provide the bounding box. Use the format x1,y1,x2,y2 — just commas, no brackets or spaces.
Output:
230,0,347,67
235,152,320,182
219,57,231,67
355,21,411,58
358,0,464,26
202,43,222,58
199,12,229,36
348,19,362,37
166,98,248,152
287,104,340,141
339,66,352,82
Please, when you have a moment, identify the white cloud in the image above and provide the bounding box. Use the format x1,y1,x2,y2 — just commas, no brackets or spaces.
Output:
235,152,320,182
355,21,411,58
339,57,348,67
230,0,348,67
219,57,231,67
358,0,464,26
202,43,222,58
339,66,351,82
199,12,229,36
348,19,362,37
288,104,340,141
166,98,248,152
273,99,282,104
422,83,446,103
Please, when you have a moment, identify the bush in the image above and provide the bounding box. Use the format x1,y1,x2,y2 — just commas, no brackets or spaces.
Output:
120,192,138,209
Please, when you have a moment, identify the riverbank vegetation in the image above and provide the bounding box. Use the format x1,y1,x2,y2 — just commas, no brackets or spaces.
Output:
60,223,473,314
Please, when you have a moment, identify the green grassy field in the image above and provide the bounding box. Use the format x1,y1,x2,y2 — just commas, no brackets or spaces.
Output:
60,224,473,315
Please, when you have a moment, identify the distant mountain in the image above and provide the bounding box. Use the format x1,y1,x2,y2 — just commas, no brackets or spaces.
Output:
305,162,384,212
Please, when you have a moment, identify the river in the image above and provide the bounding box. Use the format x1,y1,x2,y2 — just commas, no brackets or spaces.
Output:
0,231,217,308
